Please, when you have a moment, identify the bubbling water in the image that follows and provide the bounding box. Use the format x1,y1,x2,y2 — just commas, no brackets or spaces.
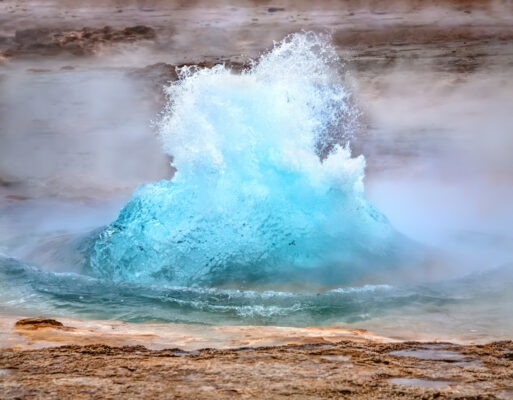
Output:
89,32,411,287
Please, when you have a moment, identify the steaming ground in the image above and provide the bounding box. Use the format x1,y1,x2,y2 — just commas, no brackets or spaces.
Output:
0,0,513,342
358,69,513,274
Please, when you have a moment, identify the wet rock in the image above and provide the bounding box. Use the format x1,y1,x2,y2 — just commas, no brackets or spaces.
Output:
26,68,52,73
5,25,156,58
129,62,179,85
1,340,512,398
124,25,155,38
0,177,19,187
53,25,156,55
15,318,64,330
14,28,55,47
268,7,285,13
5,194,30,201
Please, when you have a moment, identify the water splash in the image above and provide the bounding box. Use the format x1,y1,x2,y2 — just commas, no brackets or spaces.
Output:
89,32,410,287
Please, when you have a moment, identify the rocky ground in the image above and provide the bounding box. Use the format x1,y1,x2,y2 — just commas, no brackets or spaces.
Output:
0,318,513,399
2,0,513,78
1,330,512,398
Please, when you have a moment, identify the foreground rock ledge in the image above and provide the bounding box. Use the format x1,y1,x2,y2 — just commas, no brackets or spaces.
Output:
14,318,64,330
1,340,512,399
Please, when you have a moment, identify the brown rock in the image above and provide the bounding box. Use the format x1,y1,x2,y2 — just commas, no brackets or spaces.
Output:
5,25,157,58
15,318,64,330
14,28,54,47
5,194,30,201
1,341,512,399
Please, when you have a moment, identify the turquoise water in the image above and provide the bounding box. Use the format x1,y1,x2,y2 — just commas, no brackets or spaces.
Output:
1,255,512,333
89,32,417,287
1,33,512,340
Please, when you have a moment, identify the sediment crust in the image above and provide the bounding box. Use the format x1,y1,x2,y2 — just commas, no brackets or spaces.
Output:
3,25,156,57
1,336,512,399
1,317,513,399
0,316,395,351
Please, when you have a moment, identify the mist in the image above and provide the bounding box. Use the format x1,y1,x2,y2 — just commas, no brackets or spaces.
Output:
0,60,170,199
355,68,513,274
0,56,171,267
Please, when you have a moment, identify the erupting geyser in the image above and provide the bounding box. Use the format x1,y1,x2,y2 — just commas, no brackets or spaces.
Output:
89,32,410,287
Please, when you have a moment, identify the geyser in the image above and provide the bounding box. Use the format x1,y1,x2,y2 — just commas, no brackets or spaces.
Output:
89,32,411,287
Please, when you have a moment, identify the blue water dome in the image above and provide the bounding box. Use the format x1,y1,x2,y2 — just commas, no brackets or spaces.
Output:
88,32,417,288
